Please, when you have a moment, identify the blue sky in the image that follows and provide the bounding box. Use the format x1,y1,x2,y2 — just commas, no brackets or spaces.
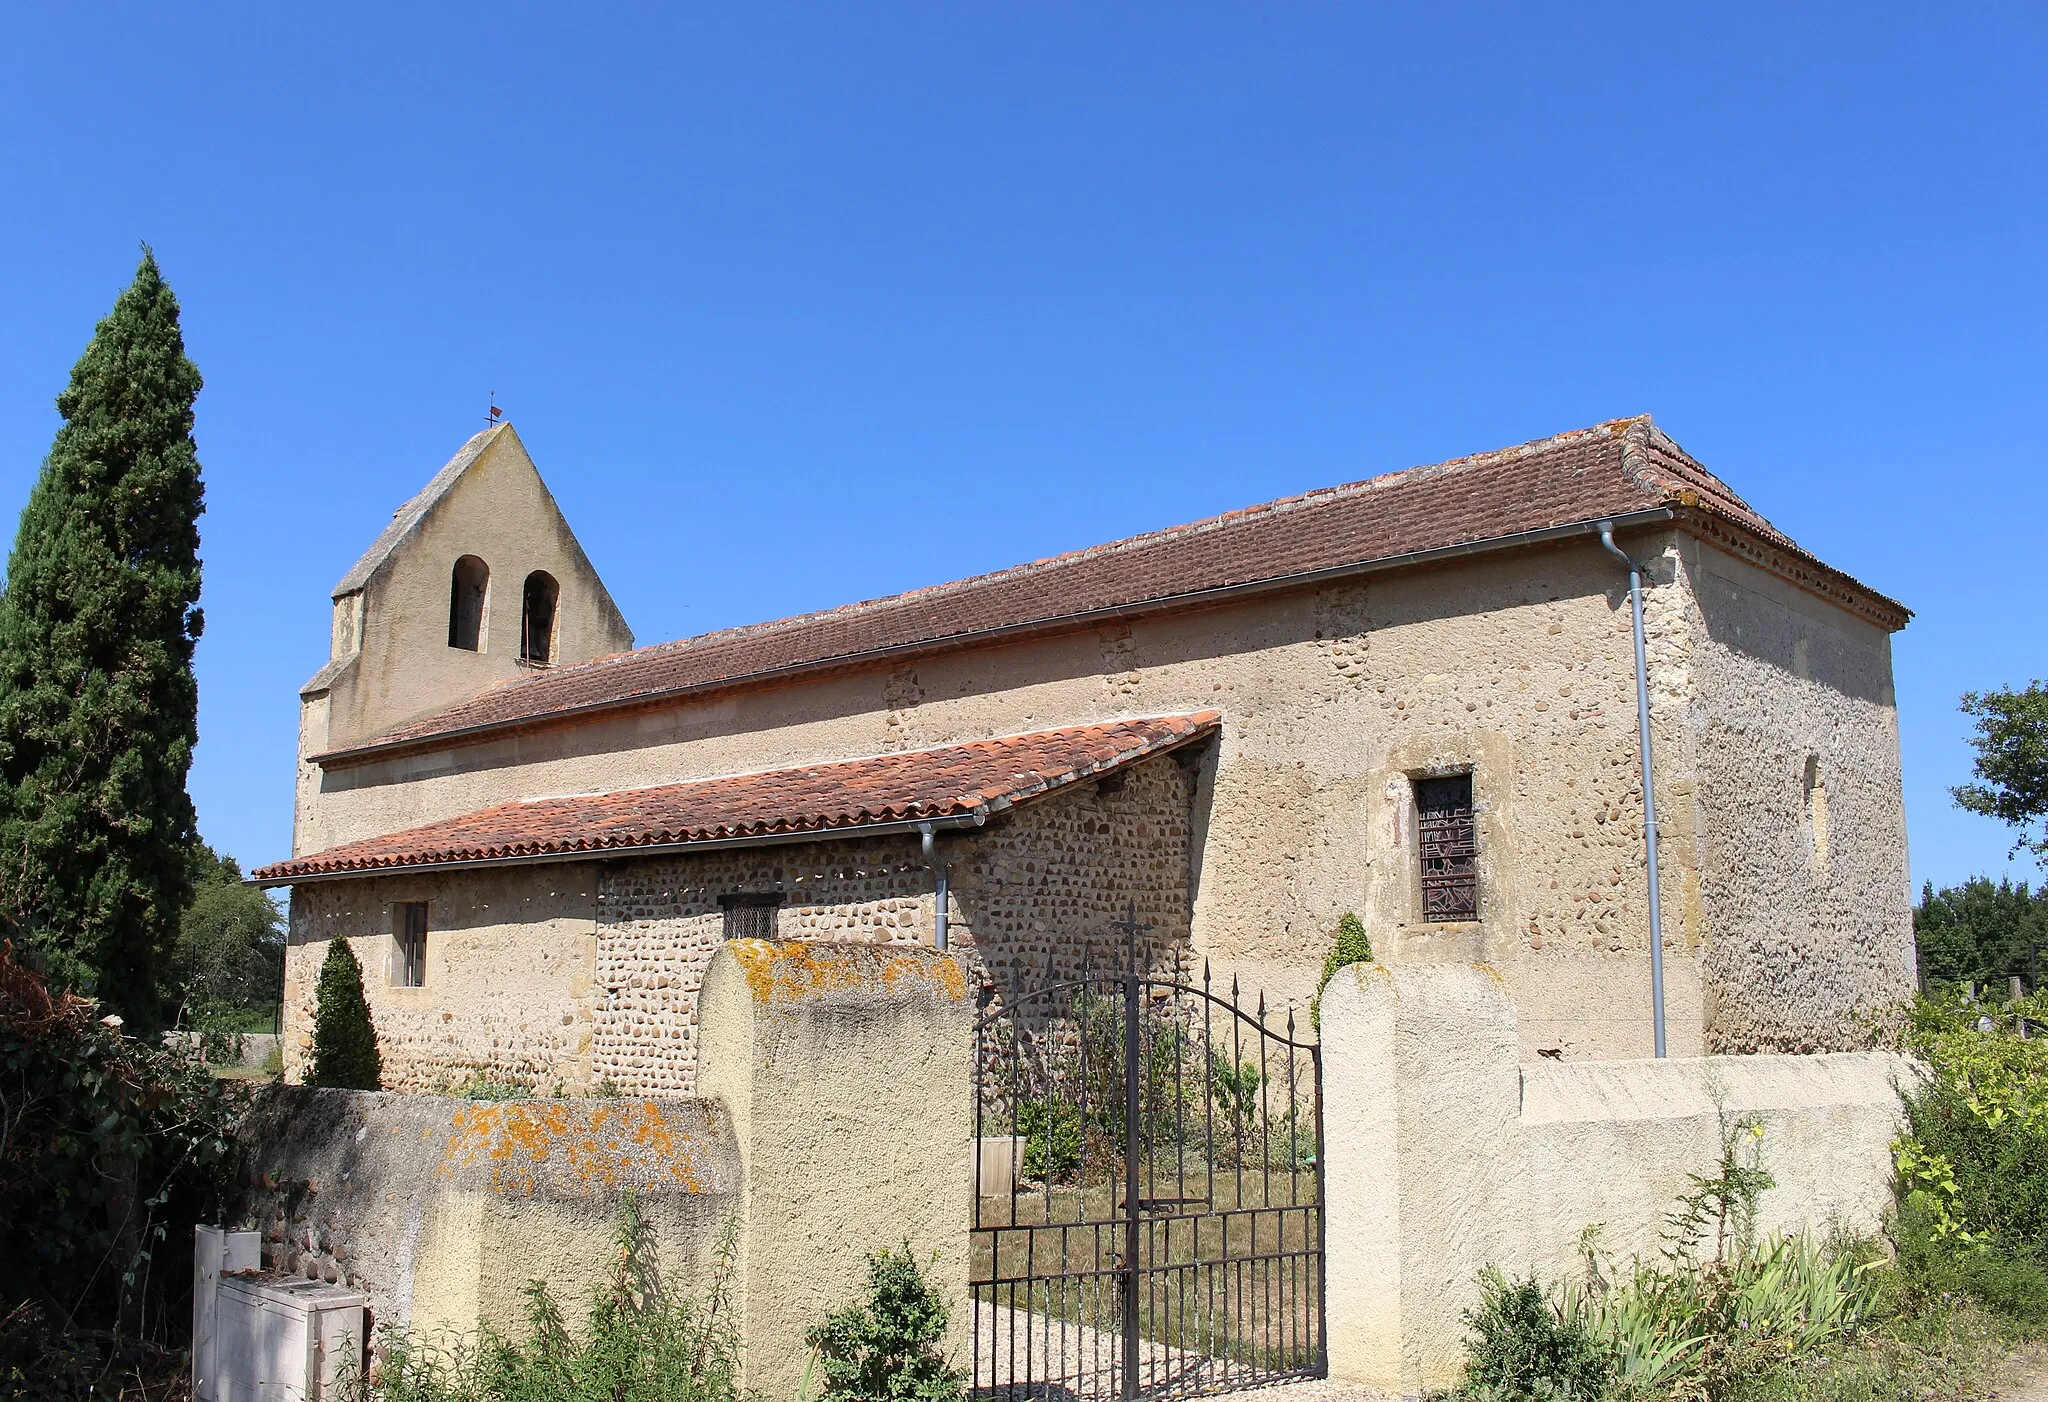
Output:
0,5,2041,890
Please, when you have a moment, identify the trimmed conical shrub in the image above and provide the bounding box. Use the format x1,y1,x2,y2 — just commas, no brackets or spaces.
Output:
0,250,207,1033
308,938,381,1090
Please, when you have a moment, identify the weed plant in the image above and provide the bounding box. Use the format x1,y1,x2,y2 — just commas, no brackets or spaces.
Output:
342,1198,749,1402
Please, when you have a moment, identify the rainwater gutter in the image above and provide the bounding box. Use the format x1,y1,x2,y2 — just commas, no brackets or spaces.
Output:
1597,521,1668,1059
920,823,950,951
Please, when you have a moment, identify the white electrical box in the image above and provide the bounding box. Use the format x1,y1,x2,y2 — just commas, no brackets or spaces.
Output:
193,1229,366,1402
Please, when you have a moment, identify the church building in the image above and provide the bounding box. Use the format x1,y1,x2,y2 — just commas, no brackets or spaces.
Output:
255,417,1915,1093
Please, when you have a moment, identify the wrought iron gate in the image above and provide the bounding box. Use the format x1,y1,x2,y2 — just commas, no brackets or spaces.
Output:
970,911,1325,1401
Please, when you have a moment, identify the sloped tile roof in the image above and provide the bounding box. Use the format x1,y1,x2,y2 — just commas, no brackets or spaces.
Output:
321,416,1905,765
256,713,1218,883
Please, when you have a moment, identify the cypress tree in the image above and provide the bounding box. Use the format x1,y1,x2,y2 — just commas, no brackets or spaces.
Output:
0,251,205,1032
308,938,383,1091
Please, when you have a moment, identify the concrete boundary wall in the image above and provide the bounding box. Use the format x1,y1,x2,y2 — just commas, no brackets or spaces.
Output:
1320,963,1912,1396
238,1089,742,1338
239,938,973,1397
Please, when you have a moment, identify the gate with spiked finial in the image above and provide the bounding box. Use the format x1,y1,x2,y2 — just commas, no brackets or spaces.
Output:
969,899,1325,1400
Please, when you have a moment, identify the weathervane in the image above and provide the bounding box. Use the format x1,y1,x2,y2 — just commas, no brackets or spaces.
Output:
486,392,503,427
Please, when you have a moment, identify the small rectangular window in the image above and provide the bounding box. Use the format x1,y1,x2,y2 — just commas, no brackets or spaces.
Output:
394,902,428,987
1415,774,1479,922
720,893,783,942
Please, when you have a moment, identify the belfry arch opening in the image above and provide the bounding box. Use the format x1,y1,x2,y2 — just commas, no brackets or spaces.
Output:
448,556,489,651
521,571,559,667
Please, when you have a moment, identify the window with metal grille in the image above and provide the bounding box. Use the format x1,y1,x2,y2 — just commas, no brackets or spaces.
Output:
394,902,428,987
720,893,783,941
1415,774,1478,922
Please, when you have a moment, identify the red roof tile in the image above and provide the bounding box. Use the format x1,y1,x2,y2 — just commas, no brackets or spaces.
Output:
256,713,1218,883
321,417,1905,765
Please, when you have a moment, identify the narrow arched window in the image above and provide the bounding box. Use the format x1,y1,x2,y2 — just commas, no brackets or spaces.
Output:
448,556,489,650
1803,754,1831,883
521,571,559,667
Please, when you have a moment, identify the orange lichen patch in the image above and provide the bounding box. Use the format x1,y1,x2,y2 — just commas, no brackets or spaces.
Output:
728,938,969,1006
434,1100,729,1199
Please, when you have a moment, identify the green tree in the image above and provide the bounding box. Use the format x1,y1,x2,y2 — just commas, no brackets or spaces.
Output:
1955,682,2048,860
175,842,285,1031
0,251,205,1033
1914,878,2046,993
308,938,382,1090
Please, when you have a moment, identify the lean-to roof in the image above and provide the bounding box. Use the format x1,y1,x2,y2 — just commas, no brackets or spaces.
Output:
257,713,1217,884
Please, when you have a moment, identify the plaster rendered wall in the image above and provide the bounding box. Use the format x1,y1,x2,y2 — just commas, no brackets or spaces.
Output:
696,939,973,1398
1676,540,1915,1050
247,941,971,1393
1319,962,1911,1395
235,1087,740,1339
293,532,1903,1056
296,427,633,845
283,865,600,1092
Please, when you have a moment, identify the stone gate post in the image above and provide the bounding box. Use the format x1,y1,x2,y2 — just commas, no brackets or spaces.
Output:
696,938,974,1397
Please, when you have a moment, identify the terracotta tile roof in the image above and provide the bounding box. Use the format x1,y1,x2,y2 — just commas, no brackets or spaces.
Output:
256,713,1217,884
322,416,1905,764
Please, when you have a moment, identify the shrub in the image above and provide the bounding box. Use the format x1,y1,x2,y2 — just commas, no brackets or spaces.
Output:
805,1244,964,1402
0,941,245,1395
452,1071,527,1102
1459,1268,1613,1401
1893,989,2048,1324
1895,1199,2048,1328
309,938,382,1090
1311,912,1372,1030
1014,1099,1081,1181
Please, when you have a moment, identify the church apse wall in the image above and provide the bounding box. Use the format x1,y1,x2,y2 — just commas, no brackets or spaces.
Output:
1677,539,1914,1051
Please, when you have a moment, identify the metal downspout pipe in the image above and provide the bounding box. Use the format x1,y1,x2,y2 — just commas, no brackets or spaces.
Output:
920,822,949,951
1598,522,1668,1058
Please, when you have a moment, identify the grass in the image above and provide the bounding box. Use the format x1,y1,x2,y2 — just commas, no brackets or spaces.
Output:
972,1167,1321,1373
1441,1003,2048,1402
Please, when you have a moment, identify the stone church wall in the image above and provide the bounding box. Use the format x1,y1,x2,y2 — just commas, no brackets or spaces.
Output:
295,532,1910,1060
1677,541,1915,1050
284,753,1197,1095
